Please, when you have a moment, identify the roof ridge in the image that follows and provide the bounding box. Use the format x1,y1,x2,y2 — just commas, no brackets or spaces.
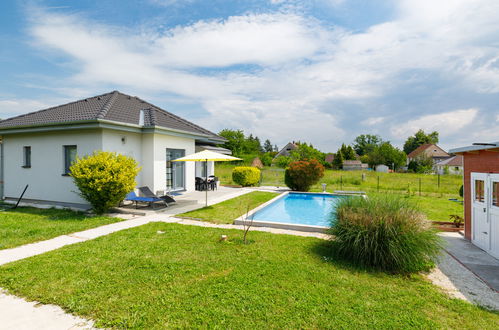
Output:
0,91,118,124
131,95,219,137
148,108,157,126
96,91,119,119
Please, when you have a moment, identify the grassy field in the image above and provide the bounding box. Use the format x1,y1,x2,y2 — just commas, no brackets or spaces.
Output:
216,165,463,221
0,223,497,328
216,165,463,196
178,191,278,224
0,207,122,250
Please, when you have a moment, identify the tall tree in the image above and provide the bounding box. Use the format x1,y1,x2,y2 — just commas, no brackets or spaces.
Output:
368,142,407,169
290,143,325,163
218,129,246,156
263,139,273,153
340,144,356,160
353,134,382,156
332,148,344,169
403,129,439,154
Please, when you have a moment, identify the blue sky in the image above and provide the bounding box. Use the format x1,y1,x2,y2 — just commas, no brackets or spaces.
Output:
1,0,499,152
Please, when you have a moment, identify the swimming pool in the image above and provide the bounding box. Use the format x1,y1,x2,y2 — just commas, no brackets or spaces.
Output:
235,192,347,232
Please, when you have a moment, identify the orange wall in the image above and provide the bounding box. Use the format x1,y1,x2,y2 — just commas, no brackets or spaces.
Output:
463,150,499,240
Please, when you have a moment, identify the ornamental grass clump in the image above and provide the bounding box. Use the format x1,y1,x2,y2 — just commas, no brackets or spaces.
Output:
70,151,140,215
330,195,442,273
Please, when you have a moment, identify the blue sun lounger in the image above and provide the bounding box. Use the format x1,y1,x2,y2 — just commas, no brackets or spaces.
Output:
124,191,165,209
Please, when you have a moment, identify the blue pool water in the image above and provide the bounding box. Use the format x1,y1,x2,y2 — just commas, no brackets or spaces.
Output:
252,193,345,227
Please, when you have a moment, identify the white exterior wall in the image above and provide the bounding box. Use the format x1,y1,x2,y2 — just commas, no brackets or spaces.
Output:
152,133,196,195
195,161,215,178
101,130,143,187
3,130,102,204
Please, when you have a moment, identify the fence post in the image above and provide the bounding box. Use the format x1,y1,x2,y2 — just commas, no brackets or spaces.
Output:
377,176,380,192
419,178,422,196
438,174,440,188
340,176,343,190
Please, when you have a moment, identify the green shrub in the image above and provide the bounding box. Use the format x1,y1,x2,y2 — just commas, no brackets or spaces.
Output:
284,159,325,191
274,156,292,168
260,153,274,167
232,166,261,186
329,195,442,273
70,151,140,215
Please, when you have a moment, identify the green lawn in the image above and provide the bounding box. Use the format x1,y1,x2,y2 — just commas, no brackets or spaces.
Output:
0,223,497,328
408,195,463,222
178,191,278,224
216,165,463,197
0,207,123,250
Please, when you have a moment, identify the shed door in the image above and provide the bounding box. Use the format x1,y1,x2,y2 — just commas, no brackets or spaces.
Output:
471,172,489,250
489,174,499,259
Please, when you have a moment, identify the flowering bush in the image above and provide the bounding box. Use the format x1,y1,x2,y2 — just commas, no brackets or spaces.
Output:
70,151,140,214
284,159,324,191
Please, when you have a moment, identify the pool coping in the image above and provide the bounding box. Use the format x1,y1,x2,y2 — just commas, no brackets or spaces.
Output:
234,191,350,233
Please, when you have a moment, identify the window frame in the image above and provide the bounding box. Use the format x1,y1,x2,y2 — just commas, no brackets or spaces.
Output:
63,145,77,175
22,146,31,168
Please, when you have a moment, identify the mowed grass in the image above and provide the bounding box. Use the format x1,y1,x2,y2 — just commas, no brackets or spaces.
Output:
0,223,497,328
216,165,463,196
178,191,278,224
0,207,122,250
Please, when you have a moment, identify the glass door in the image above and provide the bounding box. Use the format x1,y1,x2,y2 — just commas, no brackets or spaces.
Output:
166,149,185,191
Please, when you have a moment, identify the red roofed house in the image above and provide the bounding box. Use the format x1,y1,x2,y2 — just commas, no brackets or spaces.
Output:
450,142,499,259
407,143,450,164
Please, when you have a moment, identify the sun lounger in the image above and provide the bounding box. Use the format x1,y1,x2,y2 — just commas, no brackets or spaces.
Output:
138,186,177,205
124,191,165,209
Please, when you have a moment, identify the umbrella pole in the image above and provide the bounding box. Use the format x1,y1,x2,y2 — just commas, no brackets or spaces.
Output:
205,159,208,207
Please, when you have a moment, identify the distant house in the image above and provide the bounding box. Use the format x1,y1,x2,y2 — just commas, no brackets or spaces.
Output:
435,155,463,175
0,91,225,207
407,144,450,164
274,142,298,159
342,160,368,171
325,153,335,164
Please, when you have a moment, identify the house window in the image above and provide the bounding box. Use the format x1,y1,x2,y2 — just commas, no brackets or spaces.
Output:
454,166,459,171
22,146,31,168
63,145,77,175
474,180,485,203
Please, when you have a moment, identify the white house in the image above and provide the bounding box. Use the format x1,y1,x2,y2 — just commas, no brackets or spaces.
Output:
0,91,226,208
435,155,463,175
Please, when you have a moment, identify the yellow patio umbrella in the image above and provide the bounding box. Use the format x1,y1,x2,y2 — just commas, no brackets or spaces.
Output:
172,150,241,206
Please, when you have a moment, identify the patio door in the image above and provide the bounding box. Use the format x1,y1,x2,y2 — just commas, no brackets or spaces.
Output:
166,149,185,191
471,173,489,250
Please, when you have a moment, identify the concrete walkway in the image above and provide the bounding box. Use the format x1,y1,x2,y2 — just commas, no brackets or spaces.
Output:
0,290,95,330
440,232,499,292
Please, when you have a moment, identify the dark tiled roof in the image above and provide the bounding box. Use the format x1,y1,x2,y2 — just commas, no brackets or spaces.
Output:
0,91,223,140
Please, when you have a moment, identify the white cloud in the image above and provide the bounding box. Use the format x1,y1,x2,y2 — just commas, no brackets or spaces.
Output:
16,0,499,150
362,117,385,126
0,99,53,119
391,108,478,138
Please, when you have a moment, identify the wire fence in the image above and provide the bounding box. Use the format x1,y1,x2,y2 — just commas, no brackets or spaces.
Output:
259,169,462,197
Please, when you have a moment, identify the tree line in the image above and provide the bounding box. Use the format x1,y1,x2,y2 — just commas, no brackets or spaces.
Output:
218,128,440,172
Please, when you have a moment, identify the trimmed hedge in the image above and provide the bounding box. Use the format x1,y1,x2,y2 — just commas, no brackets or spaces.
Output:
284,159,324,191
330,195,442,273
232,166,261,186
70,151,140,214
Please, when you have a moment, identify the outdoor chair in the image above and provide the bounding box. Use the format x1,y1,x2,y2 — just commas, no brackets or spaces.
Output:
195,177,207,191
124,191,165,209
138,186,176,205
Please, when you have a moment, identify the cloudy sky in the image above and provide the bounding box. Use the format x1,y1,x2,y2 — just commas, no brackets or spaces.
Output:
1,0,498,152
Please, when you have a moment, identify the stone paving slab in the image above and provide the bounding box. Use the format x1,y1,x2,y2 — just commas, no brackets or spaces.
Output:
440,232,499,292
